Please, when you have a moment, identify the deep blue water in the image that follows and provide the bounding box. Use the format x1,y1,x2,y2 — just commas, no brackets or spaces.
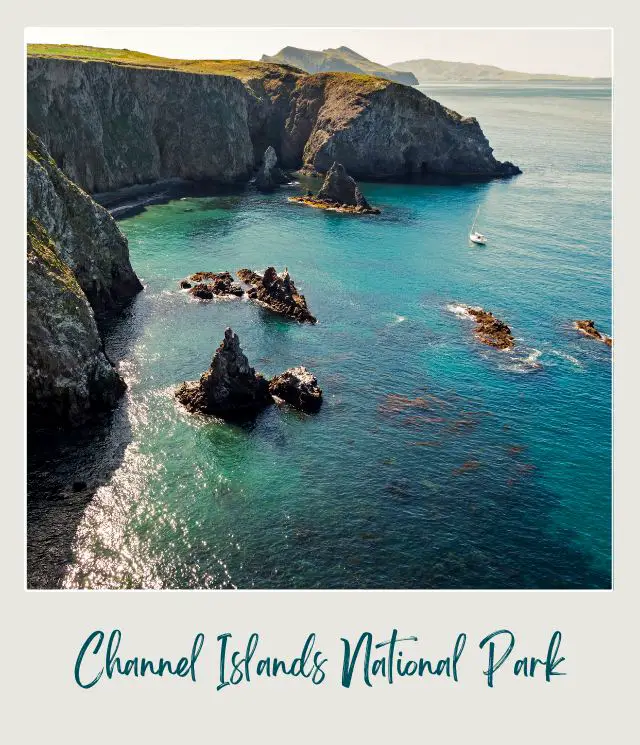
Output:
28,84,611,589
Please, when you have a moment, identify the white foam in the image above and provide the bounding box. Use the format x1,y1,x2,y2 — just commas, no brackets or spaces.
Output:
446,303,472,318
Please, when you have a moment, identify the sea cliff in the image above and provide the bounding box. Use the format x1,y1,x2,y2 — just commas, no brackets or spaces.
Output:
27,131,142,429
27,46,520,189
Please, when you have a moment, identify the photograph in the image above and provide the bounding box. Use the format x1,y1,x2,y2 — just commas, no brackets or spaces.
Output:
25,26,612,590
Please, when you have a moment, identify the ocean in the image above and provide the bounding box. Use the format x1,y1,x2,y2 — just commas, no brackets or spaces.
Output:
27,83,612,589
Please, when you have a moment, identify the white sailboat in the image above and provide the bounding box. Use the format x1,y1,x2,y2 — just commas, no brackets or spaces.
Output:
469,207,487,245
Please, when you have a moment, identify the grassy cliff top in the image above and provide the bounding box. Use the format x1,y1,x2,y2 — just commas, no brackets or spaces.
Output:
27,44,303,82
27,44,396,89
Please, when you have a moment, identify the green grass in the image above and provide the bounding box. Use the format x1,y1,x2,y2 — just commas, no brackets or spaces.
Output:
26,44,393,89
27,44,303,82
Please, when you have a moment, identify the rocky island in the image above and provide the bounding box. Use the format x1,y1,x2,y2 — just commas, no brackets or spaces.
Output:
451,304,515,350
179,272,245,298
289,162,380,214
574,319,612,347
237,267,317,323
175,328,322,418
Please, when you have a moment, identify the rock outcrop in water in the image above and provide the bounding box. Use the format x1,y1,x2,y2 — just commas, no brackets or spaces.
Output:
289,161,380,214
176,329,322,418
27,47,521,191
27,131,142,429
453,305,515,350
467,307,514,350
269,367,323,412
237,267,316,322
255,146,289,191
180,271,244,299
574,320,612,347
175,328,271,418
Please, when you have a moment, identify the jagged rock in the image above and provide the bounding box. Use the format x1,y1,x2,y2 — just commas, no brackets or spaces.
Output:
237,268,263,285
184,271,245,299
575,320,612,347
317,162,370,207
27,217,126,429
255,146,289,192
289,162,380,214
236,267,316,323
175,328,272,418
465,306,514,350
269,367,323,412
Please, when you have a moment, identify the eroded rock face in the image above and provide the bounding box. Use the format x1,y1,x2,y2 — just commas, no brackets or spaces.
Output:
255,146,289,192
269,367,323,412
27,57,254,193
175,328,272,418
237,267,316,323
575,320,612,347
27,217,126,430
281,74,521,180
466,307,515,350
27,130,142,321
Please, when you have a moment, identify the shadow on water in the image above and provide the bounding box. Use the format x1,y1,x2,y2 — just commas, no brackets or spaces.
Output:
26,295,147,589
27,400,133,588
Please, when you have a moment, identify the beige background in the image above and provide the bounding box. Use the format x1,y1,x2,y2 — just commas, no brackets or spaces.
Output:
3,2,637,742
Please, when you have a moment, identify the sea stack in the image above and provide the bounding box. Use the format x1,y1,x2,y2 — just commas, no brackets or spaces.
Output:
237,266,317,323
255,146,289,192
175,328,272,418
289,162,380,214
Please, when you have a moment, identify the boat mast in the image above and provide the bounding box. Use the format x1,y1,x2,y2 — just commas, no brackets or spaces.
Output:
471,206,480,233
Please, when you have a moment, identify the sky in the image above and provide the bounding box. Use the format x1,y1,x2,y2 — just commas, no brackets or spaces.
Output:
25,28,612,78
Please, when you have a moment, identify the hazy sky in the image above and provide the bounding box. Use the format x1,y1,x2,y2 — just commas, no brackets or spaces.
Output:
25,28,612,78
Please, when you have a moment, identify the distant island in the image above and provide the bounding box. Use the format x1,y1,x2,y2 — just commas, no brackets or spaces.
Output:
260,46,418,86
389,57,611,84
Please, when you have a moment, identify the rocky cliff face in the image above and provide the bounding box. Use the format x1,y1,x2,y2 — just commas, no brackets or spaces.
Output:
27,53,519,191
27,56,254,193
27,130,142,319
27,217,126,429
282,74,520,179
27,132,142,429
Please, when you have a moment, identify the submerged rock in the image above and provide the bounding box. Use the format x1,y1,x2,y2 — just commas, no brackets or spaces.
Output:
289,162,380,214
464,306,515,350
255,146,289,192
269,367,323,413
175,328,272,418
183,271,245,299
575,320,612,347
236,266,316,323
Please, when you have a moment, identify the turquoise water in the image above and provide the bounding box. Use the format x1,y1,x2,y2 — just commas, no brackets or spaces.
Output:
28,84,612,589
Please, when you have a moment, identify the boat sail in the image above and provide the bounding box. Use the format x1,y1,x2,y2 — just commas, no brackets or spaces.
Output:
469,207,487,245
